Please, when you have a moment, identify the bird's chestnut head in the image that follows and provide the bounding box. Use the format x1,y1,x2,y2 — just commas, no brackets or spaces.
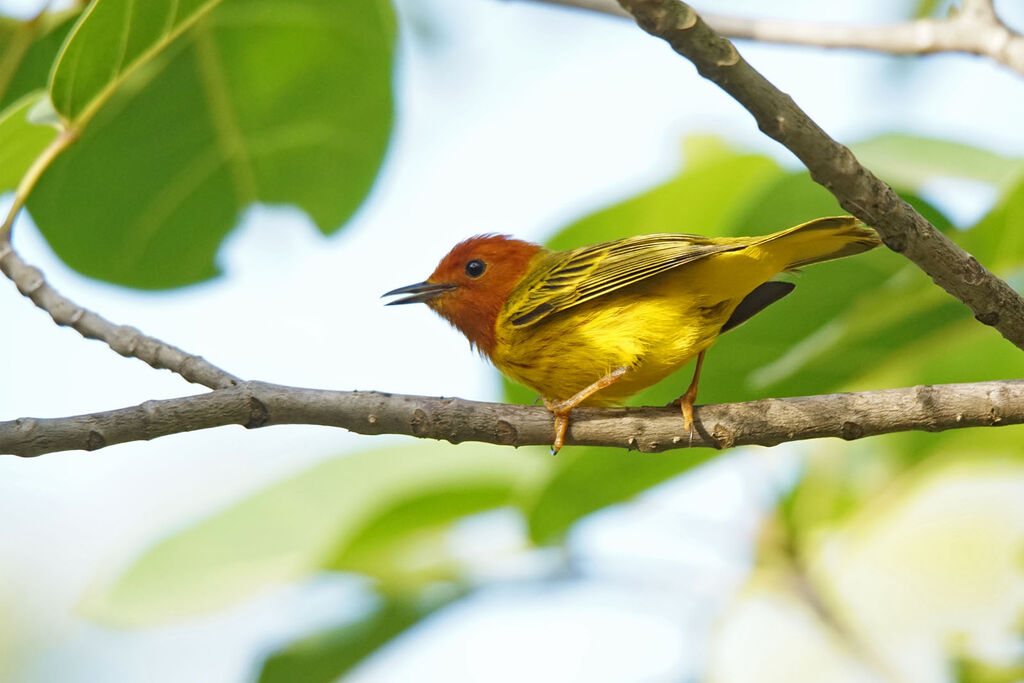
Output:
383,234,542,356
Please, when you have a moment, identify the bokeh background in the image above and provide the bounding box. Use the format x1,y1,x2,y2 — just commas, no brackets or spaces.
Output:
2,0,1024,681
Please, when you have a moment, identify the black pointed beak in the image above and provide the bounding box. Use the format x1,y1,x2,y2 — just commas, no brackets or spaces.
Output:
382,281,458,305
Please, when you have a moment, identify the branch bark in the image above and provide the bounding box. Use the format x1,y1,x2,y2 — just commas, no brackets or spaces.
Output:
2,379,1022,457
0,241,239,390
614,0,1024,351
533,0,1024,77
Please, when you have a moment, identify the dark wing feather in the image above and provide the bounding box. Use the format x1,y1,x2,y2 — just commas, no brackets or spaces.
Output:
508,234,744,327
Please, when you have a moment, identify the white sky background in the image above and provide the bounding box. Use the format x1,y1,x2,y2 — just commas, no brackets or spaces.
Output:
1,0,1024,681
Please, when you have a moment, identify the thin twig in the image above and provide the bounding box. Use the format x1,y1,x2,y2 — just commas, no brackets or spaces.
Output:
527,0,1024,76
2,379,1022,457
613,0,1024,351
0,242,239,390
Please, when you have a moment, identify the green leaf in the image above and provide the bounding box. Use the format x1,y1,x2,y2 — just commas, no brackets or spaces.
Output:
0,9,80,109
911,0,945,19
957,177,1024,273
49,0,220,124
547,136,784,251
851,134,1024,193
29,0,395,288
82,443,549,626
527,446,718,545
258,591,462,683
0,92,58,193
325,483,518,584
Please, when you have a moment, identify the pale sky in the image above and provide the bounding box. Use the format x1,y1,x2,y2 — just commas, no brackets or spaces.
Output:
2,0,1023,681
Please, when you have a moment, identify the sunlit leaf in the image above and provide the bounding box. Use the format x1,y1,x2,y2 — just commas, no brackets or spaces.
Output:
0,92,57,192
82,443,548,626
29,0,395,288
326,483,519,584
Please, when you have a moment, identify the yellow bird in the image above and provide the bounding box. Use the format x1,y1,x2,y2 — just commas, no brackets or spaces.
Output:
385,216,880,452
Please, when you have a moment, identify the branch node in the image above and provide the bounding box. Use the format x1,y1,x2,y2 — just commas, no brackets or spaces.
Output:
711,423,734,448
86,430,106,450
975,310,1001,327
676,5,697,30
246,395,269,429
110,325,141,356
840,421,864,440
410,408,429,437
494,419,520,446
715,42,740,66
16,265,44,296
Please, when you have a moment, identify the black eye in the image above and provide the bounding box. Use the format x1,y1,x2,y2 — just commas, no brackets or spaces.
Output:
465,259,486,278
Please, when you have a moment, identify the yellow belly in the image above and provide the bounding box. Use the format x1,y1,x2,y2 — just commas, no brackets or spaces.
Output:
492,250,776,404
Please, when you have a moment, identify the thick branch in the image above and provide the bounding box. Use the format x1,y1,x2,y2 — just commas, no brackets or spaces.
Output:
615,0,1024,351
0,241,238,390
534,0,1024,76
2,380,1022,457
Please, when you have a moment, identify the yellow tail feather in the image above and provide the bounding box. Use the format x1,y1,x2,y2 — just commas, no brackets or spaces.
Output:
760,216,881,270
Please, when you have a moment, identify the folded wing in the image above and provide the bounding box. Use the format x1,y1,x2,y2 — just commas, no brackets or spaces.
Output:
508,234,745,327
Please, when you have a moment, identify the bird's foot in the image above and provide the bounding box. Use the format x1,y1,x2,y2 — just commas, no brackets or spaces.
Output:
542,366,629,455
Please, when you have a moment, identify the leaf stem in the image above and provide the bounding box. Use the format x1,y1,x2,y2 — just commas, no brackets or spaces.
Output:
0,125,77,242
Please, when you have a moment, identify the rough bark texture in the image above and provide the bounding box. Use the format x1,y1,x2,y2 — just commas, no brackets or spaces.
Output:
3,380,1022,457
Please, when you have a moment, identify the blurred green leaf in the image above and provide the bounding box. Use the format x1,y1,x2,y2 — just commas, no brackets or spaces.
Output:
327,483,517,584
958,177,1024,273
527,446,718,545
29,0,395,288
82,443,548,626
547,136,783,251
0,9,80,109
851,134,1024,193
954,657,1024,683
0,92,57,192
258,591,461,683
911,0,945,19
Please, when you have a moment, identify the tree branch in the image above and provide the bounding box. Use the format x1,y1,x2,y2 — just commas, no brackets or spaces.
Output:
613,0,1024,351
2,379,1022,457
0,241,239,390
531,0,1024,76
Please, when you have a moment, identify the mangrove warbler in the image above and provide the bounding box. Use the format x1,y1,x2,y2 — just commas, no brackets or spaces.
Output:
384,216,880,452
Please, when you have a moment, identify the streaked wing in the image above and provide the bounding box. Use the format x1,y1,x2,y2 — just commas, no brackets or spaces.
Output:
508,234,744,327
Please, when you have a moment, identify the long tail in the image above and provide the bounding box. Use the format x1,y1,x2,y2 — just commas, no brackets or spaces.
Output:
759,216,881,270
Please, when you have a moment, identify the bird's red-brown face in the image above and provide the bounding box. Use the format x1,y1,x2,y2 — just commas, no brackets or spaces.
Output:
383,235,542,356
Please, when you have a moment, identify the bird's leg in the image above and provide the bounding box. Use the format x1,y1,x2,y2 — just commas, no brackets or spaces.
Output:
678,350,705,435
543,366,629,454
